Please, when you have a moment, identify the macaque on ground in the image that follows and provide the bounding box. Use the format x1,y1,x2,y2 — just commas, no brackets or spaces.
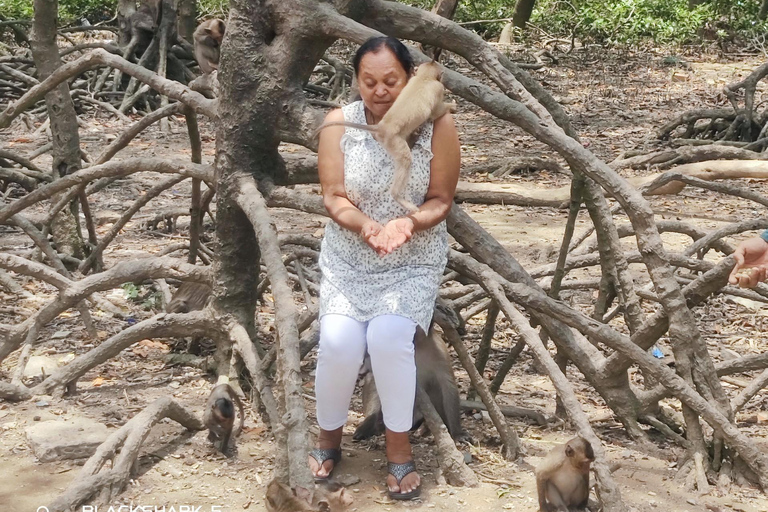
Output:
165,282,211,313
535,436,595,512
203,383,244,454
314,61,455,212
353,324,471,443
193,18,226,74
265,479,353,512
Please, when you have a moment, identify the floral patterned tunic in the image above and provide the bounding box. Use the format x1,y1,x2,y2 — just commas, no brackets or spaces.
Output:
318,100,449,332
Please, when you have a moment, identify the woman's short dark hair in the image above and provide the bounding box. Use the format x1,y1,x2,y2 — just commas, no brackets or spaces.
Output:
352,36,414,76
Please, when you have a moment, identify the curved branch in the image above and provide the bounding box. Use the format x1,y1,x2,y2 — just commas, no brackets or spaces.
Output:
0,49,216,128
0,257,211,362
0,158,213,224
33,311,216,395
79,175,187,273
94,103,185,165
47,397,204,512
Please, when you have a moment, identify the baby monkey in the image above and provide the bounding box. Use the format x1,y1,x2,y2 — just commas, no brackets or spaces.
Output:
265,479,353,512
315,61,455,212
203,383,244,454
535,436,595,512
193,18,225,74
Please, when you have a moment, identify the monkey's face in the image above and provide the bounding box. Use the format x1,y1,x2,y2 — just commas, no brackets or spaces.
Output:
356,48,409,121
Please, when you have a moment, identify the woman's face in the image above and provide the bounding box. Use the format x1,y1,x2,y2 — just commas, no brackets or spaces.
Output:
357,48,409,121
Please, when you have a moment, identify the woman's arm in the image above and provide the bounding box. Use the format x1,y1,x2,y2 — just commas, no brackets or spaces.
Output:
318,109,380,236
406,112,460,232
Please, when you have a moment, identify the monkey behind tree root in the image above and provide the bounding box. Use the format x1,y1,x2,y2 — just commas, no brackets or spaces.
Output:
165,282,211,313
194,18,225,74
203,383,245,454
315,61,455,212
265,479,353,512
535,436,595,512
353,325,471,443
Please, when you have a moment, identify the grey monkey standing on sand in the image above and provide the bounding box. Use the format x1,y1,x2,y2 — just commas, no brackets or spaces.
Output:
315,61,455,212
353,325,470,443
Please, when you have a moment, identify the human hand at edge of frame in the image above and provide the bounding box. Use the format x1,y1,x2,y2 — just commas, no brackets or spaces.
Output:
371,217,415,256
729,236,768,288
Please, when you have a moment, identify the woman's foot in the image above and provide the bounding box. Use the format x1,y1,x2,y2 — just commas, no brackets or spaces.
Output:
309,427,343,480
385,429,421,498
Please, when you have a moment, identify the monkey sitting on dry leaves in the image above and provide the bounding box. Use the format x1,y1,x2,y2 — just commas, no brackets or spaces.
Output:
535,436,595,512
193,18,226,74
265,479,353,512
314,60,455,212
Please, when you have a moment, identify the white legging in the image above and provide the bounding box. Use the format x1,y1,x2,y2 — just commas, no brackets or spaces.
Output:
315,314,417,433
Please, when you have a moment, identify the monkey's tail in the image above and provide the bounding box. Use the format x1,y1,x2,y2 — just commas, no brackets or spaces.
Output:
312,121,377,140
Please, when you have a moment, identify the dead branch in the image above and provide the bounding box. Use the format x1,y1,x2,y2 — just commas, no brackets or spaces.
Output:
415,386,479,486
732,369,768,414
454,181,568,207
79,175,187,273
610,144,768,171
460,399,548,426
0,168,39,191
0,149,49,177
33,311,216,395
94,103,184,165
0,252,72,290
637,160,768,195
682,217,768,258
0,158,213,224
571,220,733,258
466,155,567,177
435,310,520,460
0,256,210,363
77,95,132,122
0,49,216,128
46,397,204,512
0,381,33,401
658,109,738,140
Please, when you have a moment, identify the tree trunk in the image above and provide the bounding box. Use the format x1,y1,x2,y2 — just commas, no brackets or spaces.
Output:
512,0,535,28
30,0,85,261
177,0,197,42
214,0,332,491
761,0,768,20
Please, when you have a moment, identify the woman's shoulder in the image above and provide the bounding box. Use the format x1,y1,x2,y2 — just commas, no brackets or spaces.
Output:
325,108,345,123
